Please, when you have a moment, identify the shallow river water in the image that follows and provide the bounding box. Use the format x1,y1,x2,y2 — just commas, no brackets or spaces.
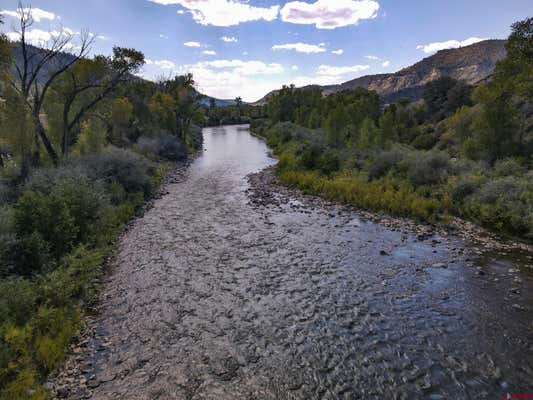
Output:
67,125,533,399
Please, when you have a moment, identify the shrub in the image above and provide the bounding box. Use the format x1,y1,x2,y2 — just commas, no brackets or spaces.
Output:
368,149,405,180
451,178,480,204
319,150,341,175
403,151,450,186
136,135,187,161
492,157,526,177
81,147,154,197
462,176,533,236
12,177,107,275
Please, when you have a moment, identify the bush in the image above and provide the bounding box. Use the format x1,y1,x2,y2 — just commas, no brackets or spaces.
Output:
11,174,108,276
136,135,187,161
462,176,533,237
81,147,154,197
492,157,526,177
319,150,340,175
368,149,405,180
403,151,450,186
451,178,480,204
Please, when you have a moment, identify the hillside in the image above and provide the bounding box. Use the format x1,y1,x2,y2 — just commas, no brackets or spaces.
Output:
254,39,507,105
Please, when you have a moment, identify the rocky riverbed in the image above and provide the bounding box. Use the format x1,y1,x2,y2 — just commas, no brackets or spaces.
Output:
49,125,533,399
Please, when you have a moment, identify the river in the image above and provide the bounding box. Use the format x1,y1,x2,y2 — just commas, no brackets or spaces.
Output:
58,125,533,399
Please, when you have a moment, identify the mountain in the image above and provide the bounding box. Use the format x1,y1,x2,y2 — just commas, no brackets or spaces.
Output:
253,39,507,105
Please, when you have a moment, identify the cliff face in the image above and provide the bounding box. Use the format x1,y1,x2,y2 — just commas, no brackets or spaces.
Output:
255,39,507,104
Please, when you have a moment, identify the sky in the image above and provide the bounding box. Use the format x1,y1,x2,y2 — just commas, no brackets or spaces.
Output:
0,0,531,102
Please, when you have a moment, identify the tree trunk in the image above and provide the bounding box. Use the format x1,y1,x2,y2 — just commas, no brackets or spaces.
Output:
33,114,59,165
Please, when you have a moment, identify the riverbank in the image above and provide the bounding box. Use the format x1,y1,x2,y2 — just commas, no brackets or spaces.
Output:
43,160,193,399
248,167,533,256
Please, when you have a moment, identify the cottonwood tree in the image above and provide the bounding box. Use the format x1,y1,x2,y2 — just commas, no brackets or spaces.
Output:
52,47,144,155
149,73,204,142
7,3,93,168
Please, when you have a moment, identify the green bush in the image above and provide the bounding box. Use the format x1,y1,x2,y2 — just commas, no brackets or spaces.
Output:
403,150,450,186
367,149,405,180
81,147,155,197
11,177,107,275
136,134,187,161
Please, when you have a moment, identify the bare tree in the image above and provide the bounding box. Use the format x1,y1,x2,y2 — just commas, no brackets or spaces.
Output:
8,2,93,165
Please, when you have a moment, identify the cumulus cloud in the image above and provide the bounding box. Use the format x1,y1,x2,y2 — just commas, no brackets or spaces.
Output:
142,57,286,101
221,36,238,43
365,55,380,60
184,41,201,47
272,42,326,54
381,60,390,67
148,0,279,27
316,64,369,76
159,34,169,39
145,59,176,69
290,64,370,87
332,49,344,55
202,50,217,55
291,65,299,71
280,0,379,29
5,27,80,46
1,7,56,22
416,37,487,53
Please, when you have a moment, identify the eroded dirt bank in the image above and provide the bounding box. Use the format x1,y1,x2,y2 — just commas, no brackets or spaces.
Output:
52,125,533,399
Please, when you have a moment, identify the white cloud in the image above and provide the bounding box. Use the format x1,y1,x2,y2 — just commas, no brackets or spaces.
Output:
1,7,56,22
332,49,344,55
280,0,379,29
221,36,238,43
290,64,370,87
177,9,185,14
365,55,380,60
272,42,326,54
145,59,176,69
97,35,109,41
203,50,217,55
242,51,248,56
316,64,369,76
148,0,279,27
291,65,299,71
159,34,169,39
5,27,79,46
381,60,390,67
416,37,487,53
142,58,286,101
184,41,201,47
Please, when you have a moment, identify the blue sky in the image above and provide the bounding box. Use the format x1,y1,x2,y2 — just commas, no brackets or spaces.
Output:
0,0,531,101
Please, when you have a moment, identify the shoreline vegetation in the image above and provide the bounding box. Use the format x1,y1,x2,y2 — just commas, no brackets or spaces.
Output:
0,7,205,398
250,17,532,245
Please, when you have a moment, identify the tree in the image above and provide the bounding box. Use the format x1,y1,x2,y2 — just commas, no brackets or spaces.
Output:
54,47,144,155
154,74,204,142
235,96,242,118
7,3,93,168
423,77,472,121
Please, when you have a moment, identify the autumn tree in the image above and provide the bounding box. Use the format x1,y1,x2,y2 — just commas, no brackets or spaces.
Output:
52,47,144,155
7,3,93,167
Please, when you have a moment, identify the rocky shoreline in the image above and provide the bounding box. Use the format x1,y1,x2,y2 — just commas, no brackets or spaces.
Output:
247,166,533,259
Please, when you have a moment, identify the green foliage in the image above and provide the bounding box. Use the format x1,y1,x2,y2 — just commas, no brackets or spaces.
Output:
423,77,472,121
136,134,187,161
262,17,533,240
81,147,154,197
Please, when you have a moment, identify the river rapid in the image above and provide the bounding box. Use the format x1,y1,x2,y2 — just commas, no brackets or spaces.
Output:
57,125,533,400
